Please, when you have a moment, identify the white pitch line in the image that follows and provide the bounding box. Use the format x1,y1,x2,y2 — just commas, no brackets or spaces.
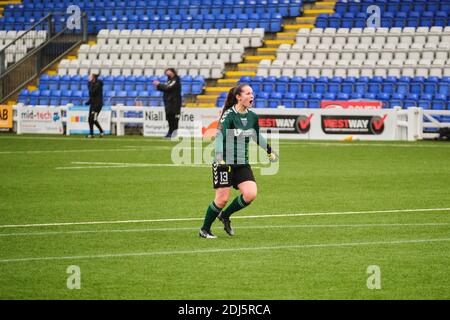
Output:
0,148,154,155
0,146,200,155
0,223,448,238
0,136,178,143
0,208,449,229
1,238,449,263
56,162,261,170
279,141,450,148
56,162,211,170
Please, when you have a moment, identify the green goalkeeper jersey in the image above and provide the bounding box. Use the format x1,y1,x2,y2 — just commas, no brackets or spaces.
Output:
215,106,270,165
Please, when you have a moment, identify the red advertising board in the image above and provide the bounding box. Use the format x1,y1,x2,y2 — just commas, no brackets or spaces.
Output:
321,100,383,109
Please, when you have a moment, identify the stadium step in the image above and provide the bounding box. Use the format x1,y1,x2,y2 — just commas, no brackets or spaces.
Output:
244,55,275,62
256,47,277,55
27,85,37,92
217,78,239,85
47,70,57,76
185,102,216,108
0,0,21,4
88,40,96,46
295,16,317,24
264,39,295,47
303,9,334,17
205,86,234,94
276,32,297,40
284,24,315,31
314,1,337,10
196,95,219,103
236,63,258,71
225,71,257,78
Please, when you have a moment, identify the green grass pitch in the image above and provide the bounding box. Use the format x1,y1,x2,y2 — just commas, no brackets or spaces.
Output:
0,134,449,299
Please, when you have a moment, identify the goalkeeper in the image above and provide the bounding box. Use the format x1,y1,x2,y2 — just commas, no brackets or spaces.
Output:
199,84,278,239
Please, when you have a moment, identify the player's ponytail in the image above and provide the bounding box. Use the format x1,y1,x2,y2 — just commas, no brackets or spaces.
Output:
220,83,249,118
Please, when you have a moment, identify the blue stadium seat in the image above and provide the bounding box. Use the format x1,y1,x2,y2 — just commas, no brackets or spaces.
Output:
28,90,40,105
355,77,369,95
381,12,394,28
72,90,83,105
275,76,290,93
323,93,336,100
410,0,424,12
18,89,30,104
295,93,308,109
149,91,163,106
308,93,322,108
406,11,420,27
387,0,400,13
432,94,446,110
268,92,282,108
263,76,277,92
424,77,439,95
329,13,342,28
288,76,302,94
124,76,137,91
418,94,433,109
282,92,296,108
383,77,398,93
441,1,450,11
126,90,138,106
377,93,391,108
434,11,448,27
216,92,227,107
368,77,383,94
420,11,434,27
426,1,440,12
404,93,419,108
351,93,364,100
37,90,50,105
391,93,405,108
255,92,269,108
192,76,204,94
410,77,425,95
302,77,316,94
315,77,328,94
328,77,343,94
342,77,356,95
315,14,328,28
394,12,407,27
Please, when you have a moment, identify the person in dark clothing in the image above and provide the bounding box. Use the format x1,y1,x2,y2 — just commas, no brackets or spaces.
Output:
86,73,104,138
152,68,182,138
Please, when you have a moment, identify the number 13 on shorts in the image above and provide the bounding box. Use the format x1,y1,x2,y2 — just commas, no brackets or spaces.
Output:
220,171,229,183
212,163,233,188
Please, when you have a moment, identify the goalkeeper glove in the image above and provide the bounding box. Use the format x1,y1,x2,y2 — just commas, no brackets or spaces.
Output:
268,152,279,163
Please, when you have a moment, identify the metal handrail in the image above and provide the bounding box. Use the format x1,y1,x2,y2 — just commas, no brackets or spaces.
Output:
0,13,52,55
0,12,88,103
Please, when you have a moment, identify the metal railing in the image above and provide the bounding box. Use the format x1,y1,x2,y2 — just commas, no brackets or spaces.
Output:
0,12,88,103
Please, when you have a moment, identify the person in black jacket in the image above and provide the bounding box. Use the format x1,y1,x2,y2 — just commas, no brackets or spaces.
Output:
152,68,182,138
86,73,104,138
